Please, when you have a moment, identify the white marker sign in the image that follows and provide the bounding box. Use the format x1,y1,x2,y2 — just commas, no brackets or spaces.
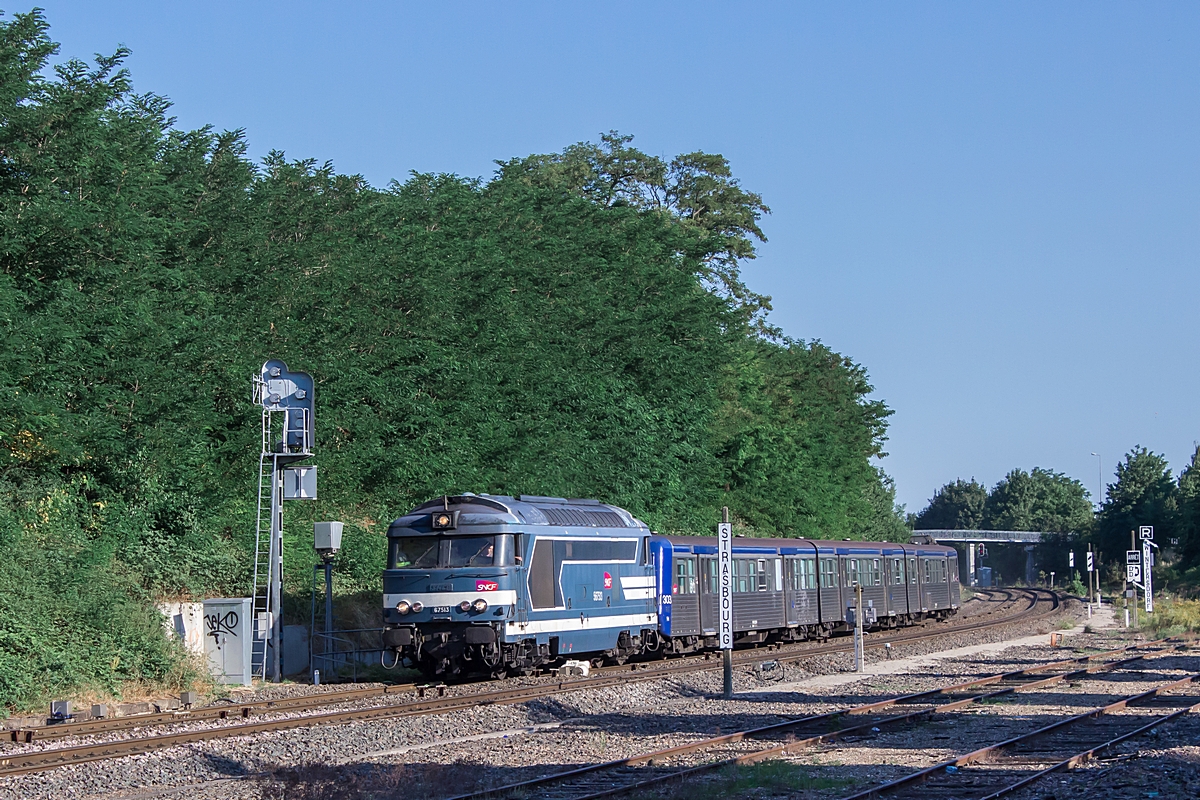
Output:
717,522,733,650
1126,564,1142,584
1068,551,1074,568
1086,552,1094,573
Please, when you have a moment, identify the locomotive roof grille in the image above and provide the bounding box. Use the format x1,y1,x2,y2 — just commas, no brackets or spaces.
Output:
539,507,628,528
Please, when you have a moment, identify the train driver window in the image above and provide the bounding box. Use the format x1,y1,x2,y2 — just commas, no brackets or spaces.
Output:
389,538,439,569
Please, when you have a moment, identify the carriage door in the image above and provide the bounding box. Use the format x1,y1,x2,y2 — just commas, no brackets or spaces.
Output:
784,558,800,626
699,557,718,636
907,556,920,612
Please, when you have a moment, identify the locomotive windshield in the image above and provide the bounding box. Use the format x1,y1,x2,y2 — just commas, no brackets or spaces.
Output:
388,534,515,569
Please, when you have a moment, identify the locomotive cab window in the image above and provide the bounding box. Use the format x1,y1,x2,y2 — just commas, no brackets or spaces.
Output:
388,535,515,569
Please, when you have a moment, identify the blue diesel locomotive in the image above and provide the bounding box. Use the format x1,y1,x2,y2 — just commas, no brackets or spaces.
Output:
382,494,960,679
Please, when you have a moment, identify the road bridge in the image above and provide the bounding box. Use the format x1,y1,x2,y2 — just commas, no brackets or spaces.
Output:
912,529,1052,586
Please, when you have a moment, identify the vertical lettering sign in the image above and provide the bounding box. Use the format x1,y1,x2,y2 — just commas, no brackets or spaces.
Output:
718,522,733,650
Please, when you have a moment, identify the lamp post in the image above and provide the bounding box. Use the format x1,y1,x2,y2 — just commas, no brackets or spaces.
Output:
1090,453,1102,510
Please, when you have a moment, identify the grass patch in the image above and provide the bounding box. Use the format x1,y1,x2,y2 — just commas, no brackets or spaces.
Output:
634,760,854,799
1142,597,1200,637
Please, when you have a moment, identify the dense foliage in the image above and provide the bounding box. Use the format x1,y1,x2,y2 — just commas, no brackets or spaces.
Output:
0,12,905,709
918,449,1200,588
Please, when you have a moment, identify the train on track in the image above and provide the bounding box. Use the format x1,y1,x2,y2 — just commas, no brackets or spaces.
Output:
382,494,961,679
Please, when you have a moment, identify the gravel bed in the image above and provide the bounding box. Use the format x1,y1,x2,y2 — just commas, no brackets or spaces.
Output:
0,590,1081,800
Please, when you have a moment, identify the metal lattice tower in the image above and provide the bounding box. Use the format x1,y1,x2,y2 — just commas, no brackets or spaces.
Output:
250,360,316,681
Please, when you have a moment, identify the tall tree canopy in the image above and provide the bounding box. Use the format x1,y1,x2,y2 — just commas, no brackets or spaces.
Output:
913,479,988,530
1094,447,1177,565
984,468,1093,534
0,11,904,709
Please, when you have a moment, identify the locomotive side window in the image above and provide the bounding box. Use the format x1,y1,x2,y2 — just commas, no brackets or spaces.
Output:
530,540,558,609
674,558,697,595
819,558,839,588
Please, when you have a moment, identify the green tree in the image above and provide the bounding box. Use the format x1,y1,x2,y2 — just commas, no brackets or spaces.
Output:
1093,447,1177,571
983,468,1093,534
914,479,988,530
1176,446,1200,570
0,10,909,709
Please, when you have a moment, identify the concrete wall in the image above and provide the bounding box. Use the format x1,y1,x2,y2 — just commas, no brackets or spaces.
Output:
158,601,205,657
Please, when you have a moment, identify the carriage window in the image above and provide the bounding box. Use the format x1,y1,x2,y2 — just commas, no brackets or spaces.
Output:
870,559,882,586
673,558,697,595
799,558,817,590
757,559,771,592
819,558,838,588
891,559,904,586
909,557,918,585
733,559,756,593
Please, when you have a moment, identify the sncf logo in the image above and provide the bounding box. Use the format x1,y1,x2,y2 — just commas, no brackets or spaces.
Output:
476,580,499,592
603,572,613,589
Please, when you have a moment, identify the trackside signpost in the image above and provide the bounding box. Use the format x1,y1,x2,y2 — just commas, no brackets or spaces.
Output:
1141,526,1155,614
718,508,733,699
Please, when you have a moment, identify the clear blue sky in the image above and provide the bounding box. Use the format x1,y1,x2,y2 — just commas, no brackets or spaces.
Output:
28,2,1200,513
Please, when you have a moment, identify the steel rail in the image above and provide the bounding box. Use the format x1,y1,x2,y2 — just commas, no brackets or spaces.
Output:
841,671,1200,799
439,637,1184,800
6,587,1046,746
0,589,1054,778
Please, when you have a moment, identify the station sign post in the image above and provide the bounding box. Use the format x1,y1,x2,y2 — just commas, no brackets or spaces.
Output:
718,508,733,699
1140,526,1155,614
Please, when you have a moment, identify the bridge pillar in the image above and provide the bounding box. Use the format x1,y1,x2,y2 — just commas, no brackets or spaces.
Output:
1025,546,1035,586
967,543,976,586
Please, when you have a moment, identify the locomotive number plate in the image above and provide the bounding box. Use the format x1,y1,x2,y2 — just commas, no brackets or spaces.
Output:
432,606,452,615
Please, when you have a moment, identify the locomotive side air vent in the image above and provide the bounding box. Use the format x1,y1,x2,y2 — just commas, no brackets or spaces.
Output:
538,507,628,528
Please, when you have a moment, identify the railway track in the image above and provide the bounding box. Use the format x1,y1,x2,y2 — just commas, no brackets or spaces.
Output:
441,637,1192,800
842,668,1200,798
0,588,1057,778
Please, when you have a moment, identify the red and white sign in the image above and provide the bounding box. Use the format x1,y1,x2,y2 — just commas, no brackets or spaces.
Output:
603,572,613,589
475,580,499,592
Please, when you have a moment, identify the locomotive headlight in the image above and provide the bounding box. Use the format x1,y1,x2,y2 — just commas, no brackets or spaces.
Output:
472,598,488,613
410,601,424,613
395,600,411,615
457,600,471,613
